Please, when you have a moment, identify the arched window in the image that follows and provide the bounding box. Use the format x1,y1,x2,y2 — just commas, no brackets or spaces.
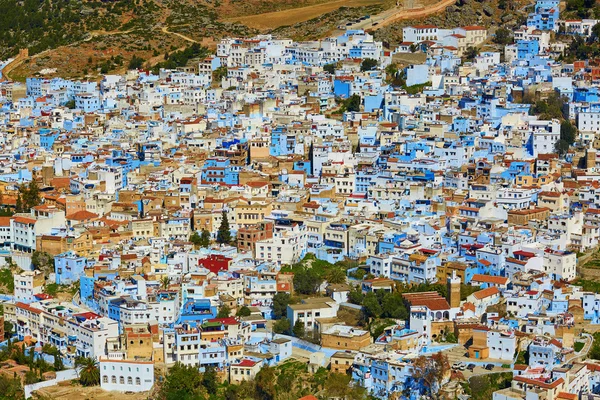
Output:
127,377,133,385
120,376,124,384
136,377,141,385
103,376,108,383
111,376,116,384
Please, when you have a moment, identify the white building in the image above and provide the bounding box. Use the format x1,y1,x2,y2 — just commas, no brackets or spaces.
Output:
487,330,517,361
13,270,44,301
287,298,339,332
543,248,577,281
67,316,119,359
255,224,307,265
100,358,154,392
529,119,560,157
402,25,439,43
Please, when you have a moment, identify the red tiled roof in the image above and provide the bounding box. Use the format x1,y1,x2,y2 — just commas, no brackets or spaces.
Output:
13,216,36,225
402,292,450,311
462,25,486,31
513,250,536,258
67,210,99,221
471,274,509,285
233,359,259,367
513,376,564,389
471,286,500,300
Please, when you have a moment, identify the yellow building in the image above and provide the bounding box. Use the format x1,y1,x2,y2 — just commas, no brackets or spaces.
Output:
321,325,371,351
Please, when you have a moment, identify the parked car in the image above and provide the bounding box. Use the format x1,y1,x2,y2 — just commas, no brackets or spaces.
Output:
485,364,495,370
467,364,476,371
452,362,466,370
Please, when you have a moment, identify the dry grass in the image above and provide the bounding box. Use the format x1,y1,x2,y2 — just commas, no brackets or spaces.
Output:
223,0,386,30
32,384,151,400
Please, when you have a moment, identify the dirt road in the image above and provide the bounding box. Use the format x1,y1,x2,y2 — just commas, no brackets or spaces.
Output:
365,0,457,30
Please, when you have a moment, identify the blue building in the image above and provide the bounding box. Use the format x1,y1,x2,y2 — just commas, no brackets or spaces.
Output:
55,251,87,285
269,126,297,157
39,129,60,151
200,157,239,186
177,299,217,326
516,40,540,60
333,77,353,98
405,64,429,87
527,0,559,31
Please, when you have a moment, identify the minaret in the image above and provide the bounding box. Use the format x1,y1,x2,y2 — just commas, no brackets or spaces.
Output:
447,270,461,308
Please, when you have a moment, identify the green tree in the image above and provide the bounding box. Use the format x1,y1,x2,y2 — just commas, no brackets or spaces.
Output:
19,180,41,212
2,318,11,340
217,211,231,244
463,46,479,61
345,94,361,112
272,318,291,334
444,331,458,343
236,306,251,317
325,267,346,284
217,305,231,318
128,55,145,70
293,267,322,295
42,344,64,371
0,373,24,399
528,92,566,119
159,362,205,400
381,292,408,320
360,58,378,72
272,293,291,319
189,231,202,249
348,285,364,305
323,63,336,74
15,194,22,213
494,27,513,45
161,276,170,290
361,291,382,321
213,66,228,82
324,373,360,398
560,120,577,145
65,100,76,109
593,22,600,41
199,229,211,248
24,370,41,385
555,140,571,156
292,319,305,338
255,366,276,400
201,365,218,395
75,357,100,387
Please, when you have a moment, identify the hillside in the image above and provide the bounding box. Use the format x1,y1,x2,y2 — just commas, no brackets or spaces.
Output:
374,0,533,45
1,0,397,80
0,0,534,80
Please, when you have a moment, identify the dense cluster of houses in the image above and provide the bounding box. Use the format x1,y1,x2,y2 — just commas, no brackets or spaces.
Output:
2,0,600,398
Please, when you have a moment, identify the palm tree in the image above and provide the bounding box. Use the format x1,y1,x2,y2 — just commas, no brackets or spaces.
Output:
75,357,100,386
325,267,347,284
161,276,170,290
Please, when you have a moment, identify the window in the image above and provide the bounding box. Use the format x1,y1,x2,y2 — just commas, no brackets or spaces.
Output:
136,377,141,385
111,376,116,384
127,377,133,385
103,376,108,383
120,376,124,384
